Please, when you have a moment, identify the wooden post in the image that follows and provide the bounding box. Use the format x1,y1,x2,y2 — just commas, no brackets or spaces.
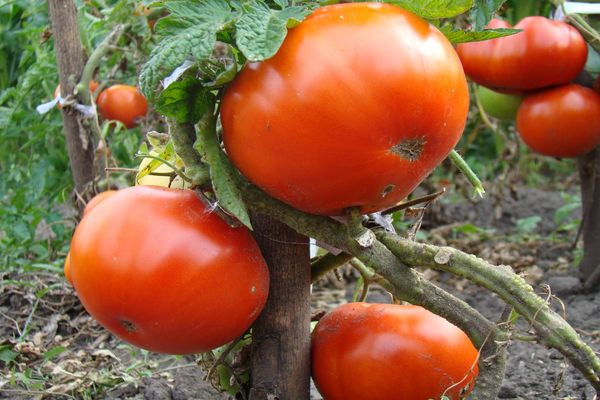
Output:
578,149,600,291
249,213,311,400
48,0,95,203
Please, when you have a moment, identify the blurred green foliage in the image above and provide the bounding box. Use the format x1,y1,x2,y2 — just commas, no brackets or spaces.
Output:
0,0,154,272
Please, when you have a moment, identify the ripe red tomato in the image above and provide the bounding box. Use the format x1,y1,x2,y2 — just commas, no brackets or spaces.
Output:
312,303,479,400
516,84,600,158
456,17,587,92
96,84,148,128
63,252,73,286
69,186,269,354
83,190,117,216
221,3,469,215
55,80,100,108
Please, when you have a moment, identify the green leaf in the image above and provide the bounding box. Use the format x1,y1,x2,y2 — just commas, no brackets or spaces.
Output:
440,26,520,44
470,0,507,30
43,346,66,361
385,0,473,19
0,346,18,364
156,77,214,123
139,0,232,100
236,3,310,61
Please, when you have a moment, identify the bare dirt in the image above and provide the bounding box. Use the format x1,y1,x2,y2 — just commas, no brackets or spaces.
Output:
1,187,599,399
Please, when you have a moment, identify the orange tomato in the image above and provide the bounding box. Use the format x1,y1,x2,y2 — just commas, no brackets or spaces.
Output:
221,2,468,215
96,84,148,128
69,186,269,354
312,303,479,400
516,84,600,158
456,17,587,92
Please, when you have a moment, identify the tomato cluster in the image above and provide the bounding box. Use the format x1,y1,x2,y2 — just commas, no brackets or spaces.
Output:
55,82,147,128
458,16,600,158
67,187,269,355
311,303,479,400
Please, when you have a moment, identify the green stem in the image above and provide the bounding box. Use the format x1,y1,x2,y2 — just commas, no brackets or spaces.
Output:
449,150,486,198
167,118,210,187
311,252,354,283
79,24,127,104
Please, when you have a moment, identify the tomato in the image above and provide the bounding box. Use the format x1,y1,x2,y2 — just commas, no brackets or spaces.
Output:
55,80,100,108
476,85,523,121
69,186,269,354
221,3,469,215
456,17,587,92
63,253,73,286
83,190,117,216
516,84,600,158
311,303,479,400
96,84,148,128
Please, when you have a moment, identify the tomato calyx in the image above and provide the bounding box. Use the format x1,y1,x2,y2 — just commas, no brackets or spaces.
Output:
390,137,427,162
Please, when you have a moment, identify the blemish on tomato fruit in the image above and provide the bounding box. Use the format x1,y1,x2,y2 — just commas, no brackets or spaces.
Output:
390,137,426,162
381,184,395,198
251,286,257,293
120,319,137,333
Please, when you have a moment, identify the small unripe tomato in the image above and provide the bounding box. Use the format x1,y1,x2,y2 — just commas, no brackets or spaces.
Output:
312,303,479,400
69,186,269,354
516,84,600,158
477,85,523,121
97,84,148,128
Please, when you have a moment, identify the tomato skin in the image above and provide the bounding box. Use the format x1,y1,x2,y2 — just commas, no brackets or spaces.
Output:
311,303,479,400
477,85,523,121
83,190,117,216
516,84,600,158
456,17,587,92
221,3,468,215
96,84,148,128
63,253,73,286
69,186,269,354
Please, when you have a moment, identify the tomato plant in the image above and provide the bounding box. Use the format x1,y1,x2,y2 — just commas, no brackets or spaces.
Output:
97,84,148,128
54,80,100,108
69,186,269,354
476,85,523,121
221,2,469,215
516,84,600,158
456,17,587,92
311,303,479,400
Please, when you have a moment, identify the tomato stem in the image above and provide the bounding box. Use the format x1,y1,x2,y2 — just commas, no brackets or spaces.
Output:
448,150,485,198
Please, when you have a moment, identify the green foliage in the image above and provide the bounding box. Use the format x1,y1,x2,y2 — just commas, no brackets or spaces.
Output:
386,0,472,19
441,26,519,43
470,0,507,29
235,3,310,61
0,0,153,273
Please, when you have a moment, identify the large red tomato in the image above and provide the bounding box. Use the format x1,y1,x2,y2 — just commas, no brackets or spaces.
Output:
69,186,269,354
97,84,148,128
516,84,600,158
312,303,479,400
456,17,587,92
221,3,469,215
